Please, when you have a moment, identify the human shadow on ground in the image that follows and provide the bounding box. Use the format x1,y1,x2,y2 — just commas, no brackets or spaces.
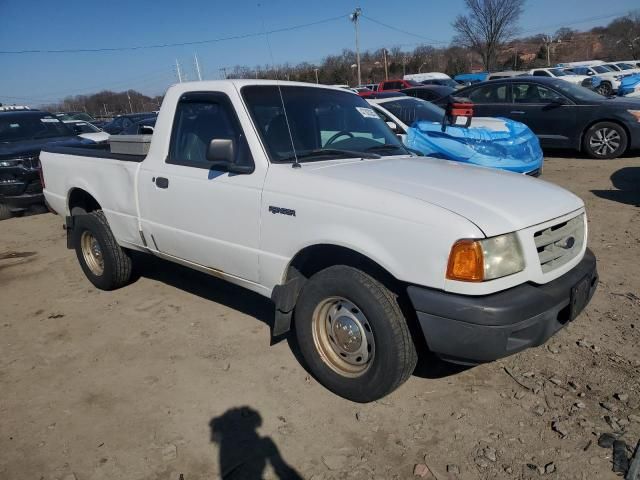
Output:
209,406,302,480
591,166,640,207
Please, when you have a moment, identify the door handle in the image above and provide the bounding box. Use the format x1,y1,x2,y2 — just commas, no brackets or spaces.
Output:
510,110,525,114
154,177,169,189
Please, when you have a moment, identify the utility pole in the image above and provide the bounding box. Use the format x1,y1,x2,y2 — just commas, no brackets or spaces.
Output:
513,45,517,69
382,48,388,80
350,8,362,86
126,91,133,113
402,56,407,77
314,68,319,84
543,35,552,67
193,53,202,81
175,59,183,83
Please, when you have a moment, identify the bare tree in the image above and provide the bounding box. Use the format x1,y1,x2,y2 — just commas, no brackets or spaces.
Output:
452,0,525,71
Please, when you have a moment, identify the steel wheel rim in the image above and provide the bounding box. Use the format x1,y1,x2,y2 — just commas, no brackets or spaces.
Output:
590,128,620,156
311,296,375,378
81,231,104,276
597,84,611,95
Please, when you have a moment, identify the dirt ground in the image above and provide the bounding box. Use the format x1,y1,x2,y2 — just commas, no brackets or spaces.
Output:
1,156,639,480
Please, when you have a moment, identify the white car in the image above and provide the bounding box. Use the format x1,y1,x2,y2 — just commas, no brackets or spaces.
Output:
404,72,460,88
527,67,589,85
63,120,109,143
40,80,598,402
602,62,640,74
563,65,624,95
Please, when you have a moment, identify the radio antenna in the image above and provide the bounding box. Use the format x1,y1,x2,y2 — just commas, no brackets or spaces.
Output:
259,4,300,168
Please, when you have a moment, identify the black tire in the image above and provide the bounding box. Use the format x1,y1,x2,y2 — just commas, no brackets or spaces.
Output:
596,81,612,96
72,211,133,290
0,203,12,221
583,122,628,159
294,265,417,402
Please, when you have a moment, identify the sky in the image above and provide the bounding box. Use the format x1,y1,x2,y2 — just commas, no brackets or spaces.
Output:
0,0,638,106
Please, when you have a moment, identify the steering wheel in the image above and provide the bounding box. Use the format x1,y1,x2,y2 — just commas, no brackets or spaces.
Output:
325,131,354,146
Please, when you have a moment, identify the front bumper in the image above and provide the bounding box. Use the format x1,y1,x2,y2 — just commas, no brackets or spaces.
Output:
407,249,598,364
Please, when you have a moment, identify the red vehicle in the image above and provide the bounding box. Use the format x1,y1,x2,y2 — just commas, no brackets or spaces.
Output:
378,79,422,92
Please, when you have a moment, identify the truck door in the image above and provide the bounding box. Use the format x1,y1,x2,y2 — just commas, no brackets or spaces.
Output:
137,91,266,282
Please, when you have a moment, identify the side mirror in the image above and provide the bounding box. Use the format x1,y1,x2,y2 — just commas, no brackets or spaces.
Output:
206,138,253,174
551,97,567,105
386,121,400,133
139,125,154,135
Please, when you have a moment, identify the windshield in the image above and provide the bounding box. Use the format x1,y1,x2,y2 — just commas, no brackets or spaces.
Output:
549,68,567,77
379,97,444,125
593,65,612,74
241,85,408,163
70,113,95,122
617,63,634,70
70,122,100,133
544,79,605,102
0,113,74,143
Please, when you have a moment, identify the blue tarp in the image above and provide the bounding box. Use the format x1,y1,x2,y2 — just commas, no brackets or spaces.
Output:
617,74,640,96
453,72,489,83
406,118,543,174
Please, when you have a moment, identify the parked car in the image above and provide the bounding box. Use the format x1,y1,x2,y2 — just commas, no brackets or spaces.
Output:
63,120,109,143
556,60,606,68
400,85,456,102
101,113,157,135
358,83,379,91
0,110,83,219
527,67,589,85
602,62,640,75
563,65,624,96
368,96,543,175
378,78,422,91
121,117,156,135
435,76,640,159
404,72,460,88
41,80,597,402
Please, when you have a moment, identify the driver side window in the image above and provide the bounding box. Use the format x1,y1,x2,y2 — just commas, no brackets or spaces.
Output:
512,83,565,104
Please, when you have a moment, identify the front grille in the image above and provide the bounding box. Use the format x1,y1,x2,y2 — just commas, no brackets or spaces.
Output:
534,214,584,273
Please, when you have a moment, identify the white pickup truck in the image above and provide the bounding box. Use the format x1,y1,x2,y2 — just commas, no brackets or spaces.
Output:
41,80,598,402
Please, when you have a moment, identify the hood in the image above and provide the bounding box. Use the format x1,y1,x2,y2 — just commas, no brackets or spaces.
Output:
303,156,583,237
0,135,85,159
599,96,640,108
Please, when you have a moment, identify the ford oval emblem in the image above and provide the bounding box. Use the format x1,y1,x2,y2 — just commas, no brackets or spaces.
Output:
565,236,575,249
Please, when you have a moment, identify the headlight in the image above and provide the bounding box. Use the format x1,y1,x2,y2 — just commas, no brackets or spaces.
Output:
446,233,525,282
0,159,22,167
628,110,640,123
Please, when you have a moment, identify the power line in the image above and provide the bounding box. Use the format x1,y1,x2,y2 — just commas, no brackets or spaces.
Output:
519,10,633,35
0,14,348,55
361,15,449,44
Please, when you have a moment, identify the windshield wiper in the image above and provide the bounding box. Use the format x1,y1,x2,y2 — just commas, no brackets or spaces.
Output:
366,144,409,155
278,148,380,163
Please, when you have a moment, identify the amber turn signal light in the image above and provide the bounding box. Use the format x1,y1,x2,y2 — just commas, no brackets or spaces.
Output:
446,239,484,282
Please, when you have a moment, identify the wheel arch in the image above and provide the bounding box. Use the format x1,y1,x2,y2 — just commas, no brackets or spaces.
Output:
271,243,419,340
68,187,102,215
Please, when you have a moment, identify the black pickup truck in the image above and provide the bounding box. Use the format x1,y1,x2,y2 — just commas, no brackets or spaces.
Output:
0,110,85,220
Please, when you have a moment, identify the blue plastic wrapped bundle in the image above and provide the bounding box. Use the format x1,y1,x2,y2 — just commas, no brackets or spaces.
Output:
617,74,640,97
406,117,543,174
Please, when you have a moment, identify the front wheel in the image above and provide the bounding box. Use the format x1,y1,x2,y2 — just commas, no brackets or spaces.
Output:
583,122,628,159
294,265,417,402
72,211,133,290
596,82,612,96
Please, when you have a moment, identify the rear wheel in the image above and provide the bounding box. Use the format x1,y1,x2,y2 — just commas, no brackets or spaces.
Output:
72,211,133,290
0,203,11,221
583,122,628,159
294,265,417,402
